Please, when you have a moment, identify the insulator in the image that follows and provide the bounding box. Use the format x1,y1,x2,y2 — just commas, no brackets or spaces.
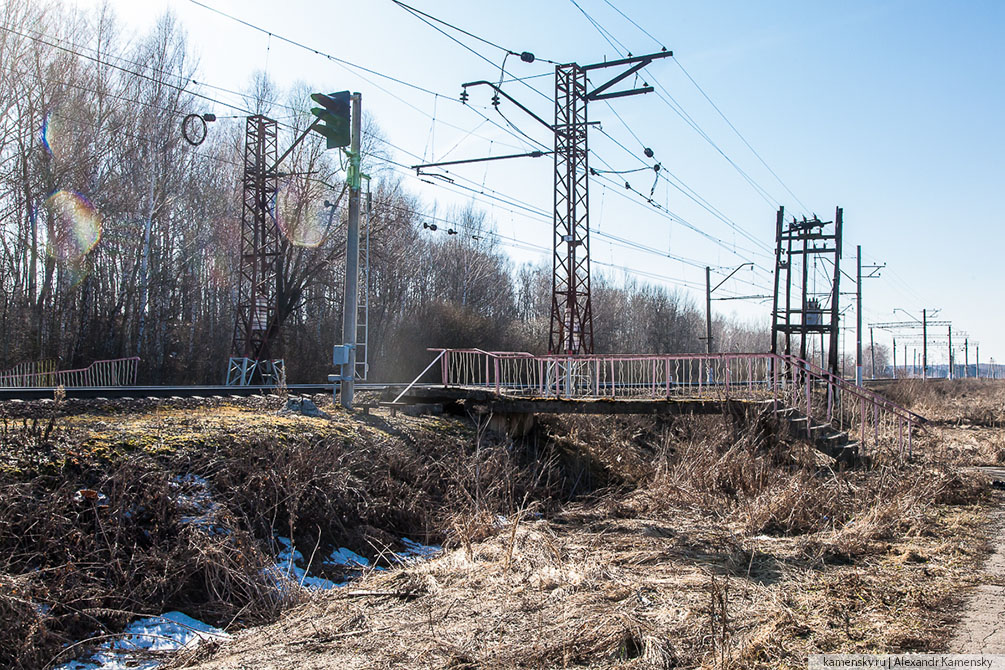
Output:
491,93,500,107
447,229,457,235
520,51,535,63
460,90,469,104
644,147,654,158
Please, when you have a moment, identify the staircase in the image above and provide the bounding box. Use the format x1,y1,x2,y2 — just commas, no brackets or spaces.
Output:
775,406,860,465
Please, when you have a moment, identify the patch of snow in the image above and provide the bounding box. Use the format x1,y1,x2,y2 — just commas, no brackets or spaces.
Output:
266,534,441,592
395,537,442,563
55,611,228,670
171,474,228,535
325,546,369,567
267,536,346,590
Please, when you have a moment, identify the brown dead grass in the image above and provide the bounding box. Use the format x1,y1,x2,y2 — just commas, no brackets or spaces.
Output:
175,412,1000,670
883,379,1005,427
0,396,579,669
175,498,995,670
875,380,1005,466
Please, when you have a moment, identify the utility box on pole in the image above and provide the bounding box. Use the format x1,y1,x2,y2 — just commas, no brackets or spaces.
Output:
770,207,843,378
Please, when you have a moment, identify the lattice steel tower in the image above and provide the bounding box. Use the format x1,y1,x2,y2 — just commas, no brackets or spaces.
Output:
228,115,283,385
438,51,673,354
549,63,593,355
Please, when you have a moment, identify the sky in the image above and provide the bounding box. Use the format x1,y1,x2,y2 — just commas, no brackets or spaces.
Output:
66,0,1005,365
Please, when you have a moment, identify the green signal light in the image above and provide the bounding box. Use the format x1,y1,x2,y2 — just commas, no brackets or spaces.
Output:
310,91,351,149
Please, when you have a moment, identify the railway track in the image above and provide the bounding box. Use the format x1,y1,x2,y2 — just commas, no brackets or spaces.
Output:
0,383,418,401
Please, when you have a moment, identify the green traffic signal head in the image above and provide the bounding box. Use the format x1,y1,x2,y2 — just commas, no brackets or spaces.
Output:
309,91,351,149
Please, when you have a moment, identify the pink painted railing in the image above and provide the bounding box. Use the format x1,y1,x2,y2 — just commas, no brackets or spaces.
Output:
0,357,140,388
777,354,925,459
429,349,925,459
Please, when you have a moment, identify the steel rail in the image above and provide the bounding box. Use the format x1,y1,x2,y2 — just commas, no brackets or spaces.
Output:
0,383,423,401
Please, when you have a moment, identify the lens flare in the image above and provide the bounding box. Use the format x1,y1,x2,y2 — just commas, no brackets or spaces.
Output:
44,190,102,261
274,181,330,248
60,255,94,289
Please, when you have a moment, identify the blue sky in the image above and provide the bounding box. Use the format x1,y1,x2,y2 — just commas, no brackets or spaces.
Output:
71,0,1005,364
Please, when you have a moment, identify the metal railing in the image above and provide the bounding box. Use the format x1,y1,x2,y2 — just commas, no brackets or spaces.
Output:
429,349,925,459
0,357,140,388
777,353,926,459
0,359,57,386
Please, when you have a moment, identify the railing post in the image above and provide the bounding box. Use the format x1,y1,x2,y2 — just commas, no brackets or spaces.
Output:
565,357,572,399
805,369,811,417
899,418,904,458
442,352,449,387
860,398,866,445
494,358,500,395
873,404,879,446
665,357,670,397
827,382,833,422
772,356,779,412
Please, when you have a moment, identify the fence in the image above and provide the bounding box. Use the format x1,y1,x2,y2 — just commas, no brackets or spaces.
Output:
0,357,140,388
429,349,925,458
0,359,57,386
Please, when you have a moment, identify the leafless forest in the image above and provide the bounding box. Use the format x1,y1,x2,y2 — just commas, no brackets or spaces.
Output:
0,0,828,384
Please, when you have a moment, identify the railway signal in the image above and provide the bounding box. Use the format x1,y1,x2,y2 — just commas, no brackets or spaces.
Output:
310,91,352,149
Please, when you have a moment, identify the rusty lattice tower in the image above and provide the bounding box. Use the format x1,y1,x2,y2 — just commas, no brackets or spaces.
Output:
228,115,283,384
549,63,593,354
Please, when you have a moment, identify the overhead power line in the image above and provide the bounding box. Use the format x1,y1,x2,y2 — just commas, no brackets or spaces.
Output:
672,57,812,215
184,0,778,284
391,0,557,64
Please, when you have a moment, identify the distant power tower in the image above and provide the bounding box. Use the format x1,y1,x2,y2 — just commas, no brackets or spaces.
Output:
770,206,843,377
417,50,673,354
228,115,284,385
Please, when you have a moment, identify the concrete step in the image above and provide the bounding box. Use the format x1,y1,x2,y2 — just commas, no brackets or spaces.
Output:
775,405,859,465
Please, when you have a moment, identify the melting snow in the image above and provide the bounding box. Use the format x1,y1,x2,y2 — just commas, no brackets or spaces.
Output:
55,611,228,670
171,474,228,535
58,530,441,667
267,536,346,590
395,537,442,563
326,546,369,567
267,535,441,587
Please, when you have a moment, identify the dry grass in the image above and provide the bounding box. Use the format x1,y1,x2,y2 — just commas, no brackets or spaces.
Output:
875,380,1005,466
173,412,1000,670
883,379,1005,427
1,389,1001,669
0,397,583,669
